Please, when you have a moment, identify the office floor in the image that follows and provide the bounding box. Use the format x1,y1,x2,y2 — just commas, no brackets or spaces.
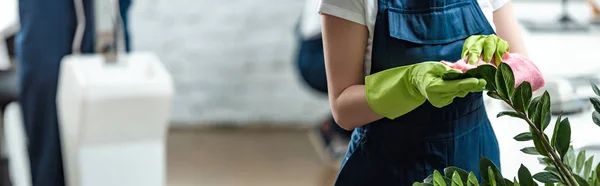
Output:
166,128,339,186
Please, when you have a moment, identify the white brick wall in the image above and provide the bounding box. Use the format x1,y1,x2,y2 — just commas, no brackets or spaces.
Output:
129,0,331,126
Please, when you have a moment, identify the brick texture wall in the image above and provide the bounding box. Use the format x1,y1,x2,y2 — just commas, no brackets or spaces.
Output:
129,0,331,126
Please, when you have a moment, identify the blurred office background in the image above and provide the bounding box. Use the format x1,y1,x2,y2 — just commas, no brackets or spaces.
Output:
130,0,328,126
128,0,600,126
2,0,600,185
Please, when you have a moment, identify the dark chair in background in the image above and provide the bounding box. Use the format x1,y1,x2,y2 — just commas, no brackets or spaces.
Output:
0,34,18,186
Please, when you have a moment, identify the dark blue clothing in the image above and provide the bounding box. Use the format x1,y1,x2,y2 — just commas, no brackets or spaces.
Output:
333,0,501,185
296,36,328,94
15,0,131,185
294,21,328,94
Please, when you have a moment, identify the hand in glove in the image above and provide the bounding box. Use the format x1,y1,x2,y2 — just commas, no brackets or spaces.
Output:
461,34,509,66
442,52,545,92
365,62,487,119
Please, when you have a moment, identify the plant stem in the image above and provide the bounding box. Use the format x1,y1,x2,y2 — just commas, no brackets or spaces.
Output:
554,160,570,184
527,121,578,186
497,95,579,186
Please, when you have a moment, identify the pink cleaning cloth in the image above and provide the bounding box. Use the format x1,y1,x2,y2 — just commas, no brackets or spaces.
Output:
441,53,545,91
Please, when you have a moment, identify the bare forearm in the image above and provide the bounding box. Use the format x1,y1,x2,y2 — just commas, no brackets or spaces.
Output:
330,85,384,130
321,14,382,130
493,2,529,57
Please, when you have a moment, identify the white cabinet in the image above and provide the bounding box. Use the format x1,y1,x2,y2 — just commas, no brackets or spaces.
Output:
57,52,174,186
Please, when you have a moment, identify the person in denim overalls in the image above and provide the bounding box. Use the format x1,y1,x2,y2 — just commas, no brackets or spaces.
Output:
318,0,528,185
16,0,131,185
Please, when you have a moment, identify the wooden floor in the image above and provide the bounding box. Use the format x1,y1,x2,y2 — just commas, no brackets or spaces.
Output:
166,128,340,186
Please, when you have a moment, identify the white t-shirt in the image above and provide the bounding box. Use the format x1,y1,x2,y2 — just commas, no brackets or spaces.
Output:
313,0,510,75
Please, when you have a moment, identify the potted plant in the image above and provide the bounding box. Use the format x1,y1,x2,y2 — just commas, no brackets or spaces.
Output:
413,60,600,186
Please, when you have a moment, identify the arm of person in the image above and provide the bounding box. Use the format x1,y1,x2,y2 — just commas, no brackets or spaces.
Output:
321,14,384,130
492,1,529,57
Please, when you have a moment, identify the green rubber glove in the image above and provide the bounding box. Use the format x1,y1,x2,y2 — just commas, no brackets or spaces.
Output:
461,34,510,66
365,62,488,119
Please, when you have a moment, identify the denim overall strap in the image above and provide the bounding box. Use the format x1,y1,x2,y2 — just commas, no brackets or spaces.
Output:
333,0,500,185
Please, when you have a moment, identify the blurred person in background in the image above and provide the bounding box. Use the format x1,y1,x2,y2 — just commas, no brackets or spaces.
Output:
15,0,132,185
318,0,528,185
294,0,352,162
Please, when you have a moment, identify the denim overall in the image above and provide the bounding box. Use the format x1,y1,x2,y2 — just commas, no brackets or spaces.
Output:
16,0,131,185
334,0,501,185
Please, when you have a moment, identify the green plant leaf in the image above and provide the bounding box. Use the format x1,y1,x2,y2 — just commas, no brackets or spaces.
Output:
514,132,533,141
488,91,503,100
596,163,600,182
501,63,515,98
539,157,553,165
554,118,571,160
585,156,595,178
495,63,515,100
444,65,497,91
414,183,425,186
478,65,498,91
531,131,549,157
521,147,541,155
488,167,497,186
513,82,533,113
544,166,560,176
468,172,480,186
565,146,577,169
453,172,465,186
498,111,524,119
543,184,554,186
425,174,435,184
533,172,561,183
551,113,564,147
575,174,591,186
446,176,454,185
577,150,587,174
542,112,552,132
592,83,600,97
518,164,535,186
505,178,514,186
434,170,447,186
443,71,465,80
591,98,600,113
534,91,551,131
445,167,470,183
528,96,542,119
593,111,600,128
513,178,520,186
480,158,504,186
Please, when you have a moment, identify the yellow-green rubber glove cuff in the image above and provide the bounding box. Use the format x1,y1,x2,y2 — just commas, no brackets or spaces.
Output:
365,66,426,120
